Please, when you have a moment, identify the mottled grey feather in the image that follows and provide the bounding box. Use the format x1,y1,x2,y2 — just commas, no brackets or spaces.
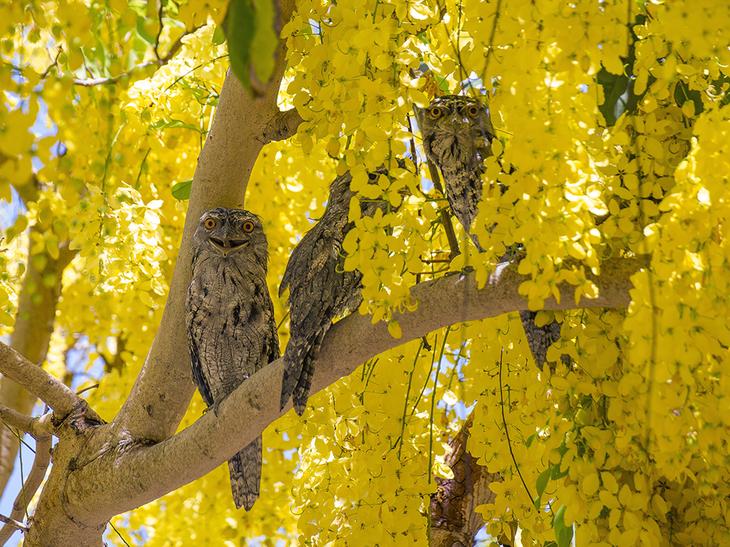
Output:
186,207,279,510
414,95,494,250
280,171,388,415
416,95,567,369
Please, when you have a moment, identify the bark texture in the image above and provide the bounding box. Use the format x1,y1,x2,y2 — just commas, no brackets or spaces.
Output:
430,416,512,547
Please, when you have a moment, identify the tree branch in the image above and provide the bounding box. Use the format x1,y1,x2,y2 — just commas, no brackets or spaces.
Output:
112,0,297,444
72,25,202,87
0,421,52,545
0,514,27,534
0,344,83,419
67,256,643,522
0,224,75,497
0,406,52,438
430,415,511,546
261,108,304,143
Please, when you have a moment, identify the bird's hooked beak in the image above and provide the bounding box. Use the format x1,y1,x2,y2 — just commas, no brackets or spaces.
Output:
208,226,249,256
444,112,469,136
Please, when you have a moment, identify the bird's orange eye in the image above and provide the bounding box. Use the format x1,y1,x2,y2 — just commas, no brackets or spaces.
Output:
204,218,217,230
242,221,255,233
427,106,443,120
466,105,481,117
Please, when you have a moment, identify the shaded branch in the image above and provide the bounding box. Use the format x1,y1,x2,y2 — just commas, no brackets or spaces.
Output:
0,224,75,496
426,159,461,259
0,424,52,545
0,343,83,418
68,256,643,522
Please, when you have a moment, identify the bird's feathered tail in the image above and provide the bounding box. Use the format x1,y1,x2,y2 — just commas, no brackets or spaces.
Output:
228,436,261,511
280,329,326,415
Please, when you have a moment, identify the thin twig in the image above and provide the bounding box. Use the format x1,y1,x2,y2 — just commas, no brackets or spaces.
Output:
76,384,100,397
0,514,28,533
109,521,132,547
395,339,425,459
428,333,449,484
73,25,202,87
425,159,461,259
154,0,165,61
498,348,535,510
481,0,503,83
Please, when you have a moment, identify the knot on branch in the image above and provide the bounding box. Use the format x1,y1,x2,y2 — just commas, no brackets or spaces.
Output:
53,401,105,435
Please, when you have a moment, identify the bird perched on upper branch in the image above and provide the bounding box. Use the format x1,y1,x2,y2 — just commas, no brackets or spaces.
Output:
415,95,563,369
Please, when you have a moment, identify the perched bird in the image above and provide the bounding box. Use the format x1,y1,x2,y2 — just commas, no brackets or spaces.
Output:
186,208,279,510
414,94,495,249
279,171,388,415
415,95,562,370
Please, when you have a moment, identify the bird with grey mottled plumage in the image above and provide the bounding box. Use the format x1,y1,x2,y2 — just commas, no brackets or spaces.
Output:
415,95,564,370
279,171,389,415
186,207,279,510
414,95,495,251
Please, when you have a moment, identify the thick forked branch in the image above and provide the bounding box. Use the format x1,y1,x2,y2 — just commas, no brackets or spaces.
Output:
430,416,511,546
113,0,297,443
66,257,642,522
0,343,82,418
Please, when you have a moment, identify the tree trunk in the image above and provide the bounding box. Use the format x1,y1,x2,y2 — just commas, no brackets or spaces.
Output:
0,232,73,495
430,416,513,547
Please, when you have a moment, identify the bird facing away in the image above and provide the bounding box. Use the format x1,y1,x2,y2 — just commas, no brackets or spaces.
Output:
414,94,495,249
186,208,280,510
279,171,388,415
415,95,561,370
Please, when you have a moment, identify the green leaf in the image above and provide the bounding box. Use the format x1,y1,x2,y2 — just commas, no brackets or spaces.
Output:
171,179,193,200
553,505,574,547
249,0,277,84
223,0,256,90
435,75,450,93
212,24,227,46
150,118,203,132
136,16,156,45
223,0,278,92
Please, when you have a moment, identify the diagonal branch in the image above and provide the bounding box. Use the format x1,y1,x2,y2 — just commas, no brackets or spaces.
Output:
66,256,643,522
112,0,297,444
0,417,52,545
0,344,83,419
